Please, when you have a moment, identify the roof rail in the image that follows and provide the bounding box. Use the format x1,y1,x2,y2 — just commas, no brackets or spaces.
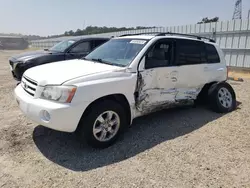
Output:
156,32,216,43
119,32,160,37
118,32,215,43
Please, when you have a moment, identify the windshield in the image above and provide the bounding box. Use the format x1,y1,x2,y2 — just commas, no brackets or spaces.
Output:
84,38,148,67
49,39,76,52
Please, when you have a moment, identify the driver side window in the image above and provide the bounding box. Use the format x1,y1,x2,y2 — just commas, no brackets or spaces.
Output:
145,40,173,69
70,42,90,53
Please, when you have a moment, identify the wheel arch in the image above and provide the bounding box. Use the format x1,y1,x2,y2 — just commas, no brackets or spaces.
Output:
76,93,132,131
197,81,217,97
196,81,222,102
197,80,232,100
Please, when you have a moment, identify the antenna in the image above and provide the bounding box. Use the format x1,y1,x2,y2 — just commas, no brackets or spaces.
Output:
233,0,242,20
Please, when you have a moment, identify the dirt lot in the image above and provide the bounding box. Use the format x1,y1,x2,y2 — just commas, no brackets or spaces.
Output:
0,50,250,188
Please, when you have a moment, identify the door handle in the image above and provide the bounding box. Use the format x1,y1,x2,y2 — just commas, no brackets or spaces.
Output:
217,68,224,71
171,77,177,82
204,67,209,71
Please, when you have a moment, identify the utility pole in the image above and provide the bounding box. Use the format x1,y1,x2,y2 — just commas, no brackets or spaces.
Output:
248,9,250,19
232,0,242,20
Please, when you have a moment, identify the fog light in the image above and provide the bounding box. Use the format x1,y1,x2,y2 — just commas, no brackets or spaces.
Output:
41,110,51,122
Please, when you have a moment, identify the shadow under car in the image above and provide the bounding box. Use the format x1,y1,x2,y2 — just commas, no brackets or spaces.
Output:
32,102,242,172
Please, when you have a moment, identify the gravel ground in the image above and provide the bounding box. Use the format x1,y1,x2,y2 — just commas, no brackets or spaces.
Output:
0,50,250,188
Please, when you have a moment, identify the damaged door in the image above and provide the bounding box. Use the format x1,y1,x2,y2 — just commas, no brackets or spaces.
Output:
135,39,179,113
174,39,207,100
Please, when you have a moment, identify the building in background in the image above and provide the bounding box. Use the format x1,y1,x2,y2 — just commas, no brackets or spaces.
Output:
0,36,29,50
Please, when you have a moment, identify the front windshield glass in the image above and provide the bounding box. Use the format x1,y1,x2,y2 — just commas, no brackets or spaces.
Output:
49,39,76,52
84,38,148,67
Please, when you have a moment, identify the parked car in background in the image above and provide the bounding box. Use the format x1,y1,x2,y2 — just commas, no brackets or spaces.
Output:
9,36,110,81
14,32,237,148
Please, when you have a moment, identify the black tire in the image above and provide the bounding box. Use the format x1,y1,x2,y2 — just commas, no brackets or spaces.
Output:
208,82,236,113
76,100,127,148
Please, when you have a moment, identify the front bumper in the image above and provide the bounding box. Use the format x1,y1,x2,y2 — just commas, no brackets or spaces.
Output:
14,84,85,132
9,60,23,81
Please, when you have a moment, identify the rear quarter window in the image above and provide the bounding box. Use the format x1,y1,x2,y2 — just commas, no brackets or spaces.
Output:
205,43,220,63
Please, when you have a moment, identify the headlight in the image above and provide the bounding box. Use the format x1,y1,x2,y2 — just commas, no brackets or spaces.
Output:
40,85,77,103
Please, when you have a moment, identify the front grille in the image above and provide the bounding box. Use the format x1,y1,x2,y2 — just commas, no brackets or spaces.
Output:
21,76,38,97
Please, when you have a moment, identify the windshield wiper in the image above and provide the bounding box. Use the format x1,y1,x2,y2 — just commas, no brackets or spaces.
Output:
90,58,116,66
82,58,124,67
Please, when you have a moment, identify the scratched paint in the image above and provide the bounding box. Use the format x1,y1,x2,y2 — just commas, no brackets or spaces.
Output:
175,87,202,100
135,70,179,113
134,68,203,116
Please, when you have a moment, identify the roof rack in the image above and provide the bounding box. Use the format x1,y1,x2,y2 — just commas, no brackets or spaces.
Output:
156,32,216,43
119,32,161,37
119,32,215,43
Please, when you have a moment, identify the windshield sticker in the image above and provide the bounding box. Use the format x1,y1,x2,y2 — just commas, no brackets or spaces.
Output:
68,40,75,44
130,40,147,45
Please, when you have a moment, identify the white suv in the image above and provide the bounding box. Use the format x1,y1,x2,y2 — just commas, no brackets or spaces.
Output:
14,32,237,148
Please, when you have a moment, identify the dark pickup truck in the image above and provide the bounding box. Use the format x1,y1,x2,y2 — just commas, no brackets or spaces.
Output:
9,36,110,81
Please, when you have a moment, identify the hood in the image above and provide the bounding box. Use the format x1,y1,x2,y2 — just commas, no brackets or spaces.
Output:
24,59,123,85
11,50,59,62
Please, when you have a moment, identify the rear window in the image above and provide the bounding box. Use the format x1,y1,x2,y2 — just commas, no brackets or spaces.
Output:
205,43,220,63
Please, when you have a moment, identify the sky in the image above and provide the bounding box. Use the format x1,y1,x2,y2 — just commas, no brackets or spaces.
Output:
0,0,250,36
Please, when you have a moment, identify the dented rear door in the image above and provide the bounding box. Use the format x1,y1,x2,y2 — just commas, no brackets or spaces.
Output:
174,39,207,100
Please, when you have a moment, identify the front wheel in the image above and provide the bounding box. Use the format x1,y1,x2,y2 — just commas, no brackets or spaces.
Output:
208,82,236,113
76,100,127,148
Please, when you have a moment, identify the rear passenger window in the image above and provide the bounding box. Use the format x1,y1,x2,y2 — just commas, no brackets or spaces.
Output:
176,39,206,66
205,43,220,63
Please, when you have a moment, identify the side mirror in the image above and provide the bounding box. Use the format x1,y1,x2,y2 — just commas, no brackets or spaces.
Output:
138,56,146,72
44,48,49,51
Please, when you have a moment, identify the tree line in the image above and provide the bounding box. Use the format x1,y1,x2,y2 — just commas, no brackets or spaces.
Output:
1,17,219,41
197,17,219,24
1,26,156,40
51,17,219,38
48,26,156,38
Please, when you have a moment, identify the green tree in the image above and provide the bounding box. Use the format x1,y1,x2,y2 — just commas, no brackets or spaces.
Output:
197,17,219,24
58,26,156,37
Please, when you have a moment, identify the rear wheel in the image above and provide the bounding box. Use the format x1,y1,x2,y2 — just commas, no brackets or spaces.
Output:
208,82,236,113
76,100,127,148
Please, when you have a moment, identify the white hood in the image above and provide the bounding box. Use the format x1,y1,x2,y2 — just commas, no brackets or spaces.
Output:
24,59,122,85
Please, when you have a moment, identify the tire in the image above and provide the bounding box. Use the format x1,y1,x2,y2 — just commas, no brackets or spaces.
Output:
76,100,127,148
208,82,236,113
